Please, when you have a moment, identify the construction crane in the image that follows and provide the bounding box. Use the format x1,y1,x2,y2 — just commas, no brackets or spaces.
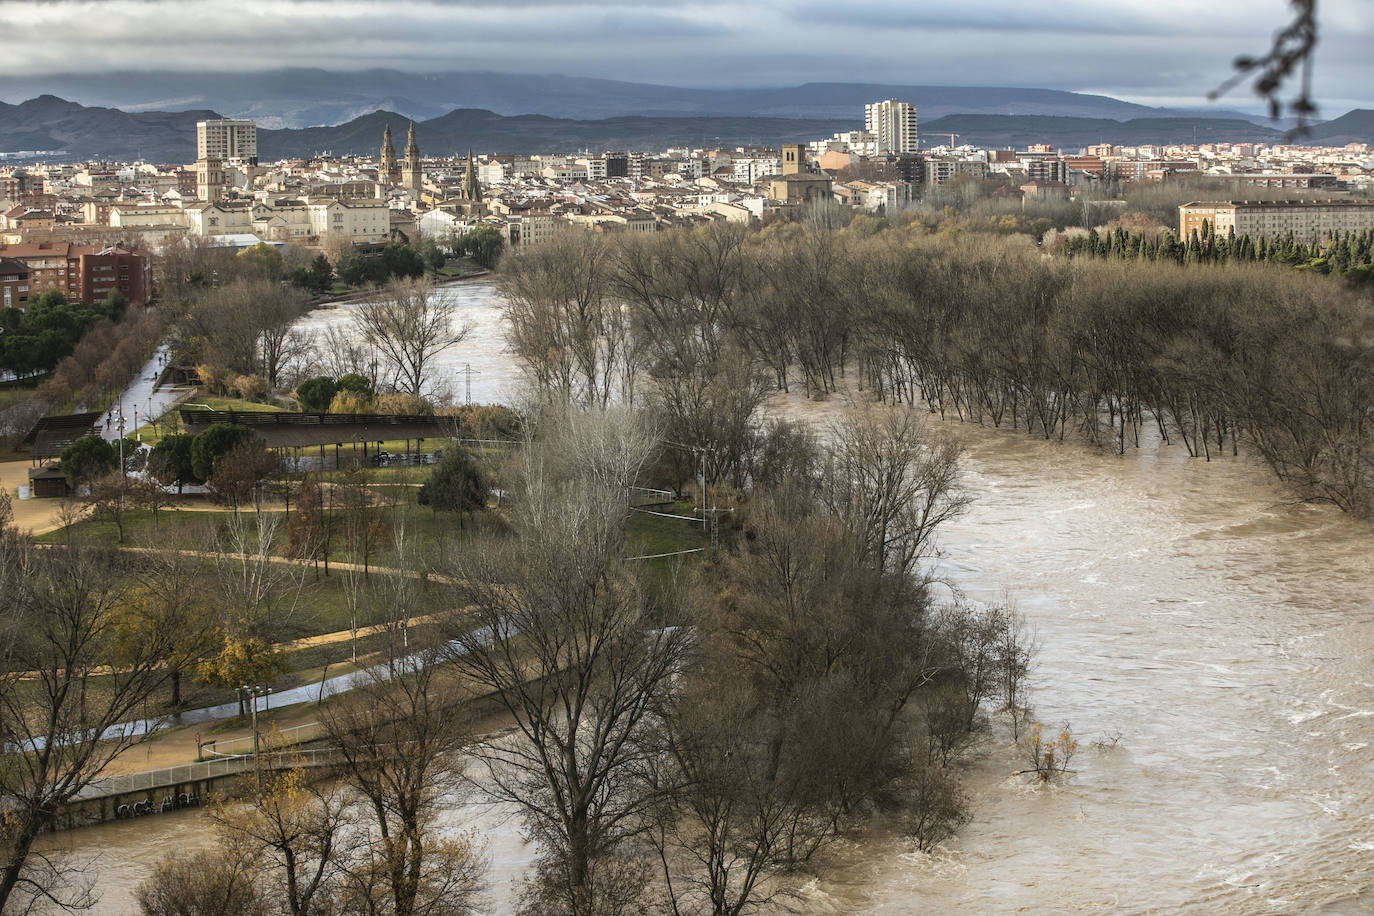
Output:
936,132,960,150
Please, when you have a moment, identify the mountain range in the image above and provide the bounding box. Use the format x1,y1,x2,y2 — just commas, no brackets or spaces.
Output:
0,70,1278,129
1,94,1370,164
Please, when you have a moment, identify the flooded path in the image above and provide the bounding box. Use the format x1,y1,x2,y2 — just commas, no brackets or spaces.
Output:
775,394,1374,915
41,286,1374,914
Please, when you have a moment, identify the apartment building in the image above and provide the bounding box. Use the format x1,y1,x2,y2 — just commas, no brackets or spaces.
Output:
0,242,152,305
0,257,30,310
923,158,990,185
185,197,391,243
1179,199,1374,239
503,211,555,247
864,100,919,155
197,119,258,166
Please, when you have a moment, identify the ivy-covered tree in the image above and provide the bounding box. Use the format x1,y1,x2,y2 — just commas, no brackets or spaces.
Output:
148,433,202,494
190,423,255,481
295,375,338,412
59,435,117,487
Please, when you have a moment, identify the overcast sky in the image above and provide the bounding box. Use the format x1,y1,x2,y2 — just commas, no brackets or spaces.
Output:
4,0,1371,111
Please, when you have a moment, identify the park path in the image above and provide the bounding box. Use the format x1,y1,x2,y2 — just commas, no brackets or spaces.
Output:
98,341,188,441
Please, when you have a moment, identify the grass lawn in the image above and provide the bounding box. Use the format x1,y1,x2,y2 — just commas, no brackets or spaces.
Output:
187,397,290,413
625,507,708,558
0,388,35,411
36,487,710,696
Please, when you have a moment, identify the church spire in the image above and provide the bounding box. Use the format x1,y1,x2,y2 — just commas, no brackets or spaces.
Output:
404,121,420,162
462,147,483,203
380,122,399,185
401,121,422,197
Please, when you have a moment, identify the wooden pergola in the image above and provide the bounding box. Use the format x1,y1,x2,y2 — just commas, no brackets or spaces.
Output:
179,409,460,469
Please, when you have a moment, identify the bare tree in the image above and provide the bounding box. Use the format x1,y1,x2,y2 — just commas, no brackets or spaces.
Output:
643,678,814,916
211,509,309,645
84,471,162,544
822,407,972,581
179,278,310,381
354,278,471,398
994,601,1035,740
313,323,382,388
0,540,188,912
206,439,280,513
446,416,686,915
499,232,635,409
208,759,358,916
899,756,971,852
137,844,269,916
320,648,486,916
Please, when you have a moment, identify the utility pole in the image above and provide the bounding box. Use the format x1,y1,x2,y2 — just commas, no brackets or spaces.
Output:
239,684,271,797
461,363,480,405
116,402,126,476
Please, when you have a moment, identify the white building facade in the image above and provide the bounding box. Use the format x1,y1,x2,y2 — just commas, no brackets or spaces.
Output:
864,100,919,155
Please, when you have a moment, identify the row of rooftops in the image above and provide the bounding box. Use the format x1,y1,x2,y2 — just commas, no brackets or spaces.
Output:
1180,199,1374,208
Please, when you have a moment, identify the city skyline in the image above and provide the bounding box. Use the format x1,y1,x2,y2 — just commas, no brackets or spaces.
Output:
3,0,1372,114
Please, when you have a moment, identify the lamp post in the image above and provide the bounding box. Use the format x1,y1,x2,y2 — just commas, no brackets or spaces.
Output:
116,407,126,477
237,683,272,796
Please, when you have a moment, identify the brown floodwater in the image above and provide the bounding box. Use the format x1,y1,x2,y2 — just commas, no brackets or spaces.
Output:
772,393,1374,915
37,293,1374,914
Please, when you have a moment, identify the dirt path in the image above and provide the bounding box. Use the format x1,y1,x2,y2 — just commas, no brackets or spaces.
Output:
0,461,84,535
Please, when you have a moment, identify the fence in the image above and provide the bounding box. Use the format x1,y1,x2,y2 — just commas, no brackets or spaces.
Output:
77,747,337,801
200,721,322,757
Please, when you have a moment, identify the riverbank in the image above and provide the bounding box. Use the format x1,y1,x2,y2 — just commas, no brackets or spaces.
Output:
304,267,492,310
769,386,1374,914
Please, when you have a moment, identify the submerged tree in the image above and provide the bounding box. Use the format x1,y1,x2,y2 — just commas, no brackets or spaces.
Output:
354,278,471,397
447,411,684,915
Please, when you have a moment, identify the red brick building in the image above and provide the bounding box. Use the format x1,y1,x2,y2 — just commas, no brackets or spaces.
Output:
0,242,152,306
0,257,30,310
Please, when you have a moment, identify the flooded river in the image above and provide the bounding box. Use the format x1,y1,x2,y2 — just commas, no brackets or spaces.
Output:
776,395,1374,915
40,281,1374,914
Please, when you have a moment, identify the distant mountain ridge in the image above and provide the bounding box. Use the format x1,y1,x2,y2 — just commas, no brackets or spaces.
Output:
0,95,1369,163
919,114,1287,148
256,109,857,160
0,70,1279,128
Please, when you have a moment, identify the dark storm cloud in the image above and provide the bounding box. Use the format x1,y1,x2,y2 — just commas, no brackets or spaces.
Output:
1,0,1370,109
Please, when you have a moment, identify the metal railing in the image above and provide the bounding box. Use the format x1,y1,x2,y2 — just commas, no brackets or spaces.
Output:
201,722,321,757
76,748,337,801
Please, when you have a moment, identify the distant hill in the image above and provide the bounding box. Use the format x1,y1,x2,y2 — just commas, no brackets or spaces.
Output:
1,96,1367,163
921,114,1287,149
0,69,1275,128
0,97,858,160
0,95,216,160
263,109,860,158
1307,109,1374,145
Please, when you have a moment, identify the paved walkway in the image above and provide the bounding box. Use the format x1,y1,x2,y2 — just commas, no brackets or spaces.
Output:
98,342,187,441
28,623,499,753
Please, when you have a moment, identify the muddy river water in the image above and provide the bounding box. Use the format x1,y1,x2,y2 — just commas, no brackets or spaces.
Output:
40,282,1374,914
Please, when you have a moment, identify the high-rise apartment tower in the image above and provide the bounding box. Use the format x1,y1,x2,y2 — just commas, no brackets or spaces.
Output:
864,100,918,155
196,119,258,166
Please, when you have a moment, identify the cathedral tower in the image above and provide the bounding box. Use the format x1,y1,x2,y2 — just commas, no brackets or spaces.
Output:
195,156,224,202
380,123,400,185
402,122,423,197
461,148,483,204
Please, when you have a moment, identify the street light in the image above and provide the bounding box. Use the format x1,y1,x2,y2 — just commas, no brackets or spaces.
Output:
237,684,272,796
116,409,126,477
